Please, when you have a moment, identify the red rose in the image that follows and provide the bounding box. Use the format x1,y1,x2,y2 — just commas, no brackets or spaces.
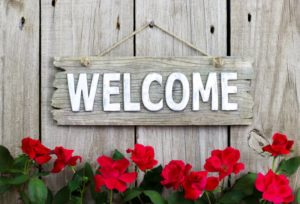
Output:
161,160,192,190
94,155,137,192
21,137,51,165
127,144,158,171
255,170,294,204
205,176,219,191
51,146,82,173
262,133,294,157
182,171,208,200
204,147,244,180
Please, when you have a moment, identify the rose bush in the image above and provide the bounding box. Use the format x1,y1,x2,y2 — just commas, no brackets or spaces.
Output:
0,132,299,204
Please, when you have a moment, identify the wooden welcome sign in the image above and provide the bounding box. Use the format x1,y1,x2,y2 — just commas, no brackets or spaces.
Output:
52,56,253,126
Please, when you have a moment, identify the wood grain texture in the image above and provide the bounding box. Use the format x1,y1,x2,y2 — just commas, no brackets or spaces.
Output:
52,56,253,125
230,0,300,187
0,0,39,202
41,0,135,190
135,0,228,171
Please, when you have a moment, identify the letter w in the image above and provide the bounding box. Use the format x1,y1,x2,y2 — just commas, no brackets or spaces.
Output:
67,73,99,112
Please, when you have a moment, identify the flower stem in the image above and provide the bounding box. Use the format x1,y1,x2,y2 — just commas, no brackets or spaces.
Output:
272,157,276,171
205,192,212,204
70,166,76,173
79,180,86,204
109,190,113,204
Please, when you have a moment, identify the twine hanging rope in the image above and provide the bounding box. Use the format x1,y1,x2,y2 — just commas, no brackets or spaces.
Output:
88,21,223,67
98,21,209,57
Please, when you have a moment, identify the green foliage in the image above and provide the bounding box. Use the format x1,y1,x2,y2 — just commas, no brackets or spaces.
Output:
0,152,32,196
143,190,166,204
0,145,14,172
0,180,11,194
46,189,53,204
196,192,216,204
28,177,48,204
123,189,143,203
217,173,259,204
277,156,300,176
20,191,31,204
296,188,300,204
139,165,163,193
112,149,125,160
53,163,95,204
123,189,166,204
53,186,71,204
0,174,29,185
167,192,194,204
12,154,30,172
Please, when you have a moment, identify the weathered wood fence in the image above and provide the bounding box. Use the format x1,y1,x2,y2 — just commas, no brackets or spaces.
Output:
1,0,299,202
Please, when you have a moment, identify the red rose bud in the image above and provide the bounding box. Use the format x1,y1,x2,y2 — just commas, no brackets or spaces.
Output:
21,137,51,165
127,144,158,171
51,146,82,173
161,160,192,190
205,176,219,191
255,170,294,204
262,133,294,157
182,171,208,200
204,147,244,180
94,155,137,192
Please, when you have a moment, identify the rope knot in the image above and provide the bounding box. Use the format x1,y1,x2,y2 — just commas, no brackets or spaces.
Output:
80,57,90,67
212,57,224,68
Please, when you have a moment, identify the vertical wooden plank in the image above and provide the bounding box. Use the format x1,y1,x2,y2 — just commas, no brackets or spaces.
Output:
0,0,40,152
231,0,300,186
0,0,40,202
135,0,227,170
41,0,134,189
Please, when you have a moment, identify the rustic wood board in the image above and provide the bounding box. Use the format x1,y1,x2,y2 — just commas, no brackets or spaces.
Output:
0,0,40,202
230,0,300,188
41,0,135,190
52,56,253,126
135,0,228,172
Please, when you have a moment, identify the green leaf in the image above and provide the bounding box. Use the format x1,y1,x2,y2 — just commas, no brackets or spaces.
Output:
143,190,165,204
296,188,300,204
13,155,29,168
0,180,11,194
277,156,300,176
33,171,50,177
68,174,82,192
20,191,31,204
5,174,29,185
217,191,245,204
196,192,216,204
112,149,125,160
0,145,14,172
53,186,71,204
70,195,81,204
91,191,107,204
28,178,48,204
83,162,94,179
123,189,142,202
242,195,260,204
232,173,257,195
167,192,194,204
46,189,53,204
140,165,163,193
217,173,258,204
